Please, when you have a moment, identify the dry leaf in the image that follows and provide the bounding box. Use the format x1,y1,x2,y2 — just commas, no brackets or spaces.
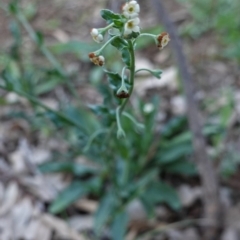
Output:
40,213,86,240
0,181,19,216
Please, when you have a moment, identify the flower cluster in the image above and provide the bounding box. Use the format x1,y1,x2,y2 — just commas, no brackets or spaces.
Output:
122,1,141,36
157,32,171,50
91,28,103,43
88,52,105,66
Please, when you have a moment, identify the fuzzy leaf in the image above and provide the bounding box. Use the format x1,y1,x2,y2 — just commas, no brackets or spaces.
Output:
100,9,122,24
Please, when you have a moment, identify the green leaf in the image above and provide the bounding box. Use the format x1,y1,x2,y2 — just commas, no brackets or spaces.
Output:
142,182,181,211
36,77,62,95
49,41,98,60
158,144,193,164
94,193,118,233
8,2,19,14
39,161,97,176
149,69,162,79
161,117,187,139
49,181,88,213
9,21,21,44
104,70,122,90
113,19,124,29
111,211,129,240
100,9,122,24
63,105,99,133
111,37,128,51
121,48,131,67
36,31,44,46
164,160,197,176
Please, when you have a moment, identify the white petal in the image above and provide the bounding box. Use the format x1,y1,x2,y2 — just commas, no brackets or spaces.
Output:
134,4,140,13
97,34,103,42
130,12,138,18
123,4,128,11
133,18,140,25
124,28,132,35
98,56,105,62
123,11,130,18
132,26,140,32
91,28,98,37
130,1,137,5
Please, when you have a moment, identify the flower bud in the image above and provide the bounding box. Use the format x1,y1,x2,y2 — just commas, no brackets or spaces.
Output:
117,128,126,139
90,28,104,43
98,55,105,66
91,28,99,37
116,84,129,98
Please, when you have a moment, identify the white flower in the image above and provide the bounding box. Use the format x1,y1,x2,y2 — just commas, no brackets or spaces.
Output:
124,18,140,36
122,1,140,19
90,28,103,43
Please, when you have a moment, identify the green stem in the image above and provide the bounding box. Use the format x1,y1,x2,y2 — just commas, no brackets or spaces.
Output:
121,66,128,84
116,106,124,132
94,35,119,55
119,39,135,113
138,33,157,44
100,23,114,33
122,112,144,130
83,129,108,152
135,68,154,74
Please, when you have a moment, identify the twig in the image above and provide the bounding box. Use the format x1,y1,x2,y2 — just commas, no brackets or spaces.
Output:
137,218,216,240
151,1,222,239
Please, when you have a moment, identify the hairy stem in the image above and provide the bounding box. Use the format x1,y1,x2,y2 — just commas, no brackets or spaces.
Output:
120,39,135,113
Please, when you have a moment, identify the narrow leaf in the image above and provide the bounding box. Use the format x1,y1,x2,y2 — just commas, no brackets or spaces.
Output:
49,181,88,213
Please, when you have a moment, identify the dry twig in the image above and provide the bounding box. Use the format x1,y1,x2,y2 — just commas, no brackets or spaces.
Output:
151,0,222,239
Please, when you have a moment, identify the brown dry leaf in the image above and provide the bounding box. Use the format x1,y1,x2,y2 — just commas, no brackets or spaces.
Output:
75,198,98,213
0,217,12,240
23,219,52,240
0,182,4,203
9,146,27,173
0,181,19,216
20,174,67,201
178,185,202,207
182,228,200,240
126,230,137,240
40,213,86,240
221,228,238,240
10,198,33,238
68,215,94,232
31,148,51,165
52,29,70,43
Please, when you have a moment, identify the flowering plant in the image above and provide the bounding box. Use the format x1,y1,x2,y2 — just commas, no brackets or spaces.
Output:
88,0,170,138
0,1,193,239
